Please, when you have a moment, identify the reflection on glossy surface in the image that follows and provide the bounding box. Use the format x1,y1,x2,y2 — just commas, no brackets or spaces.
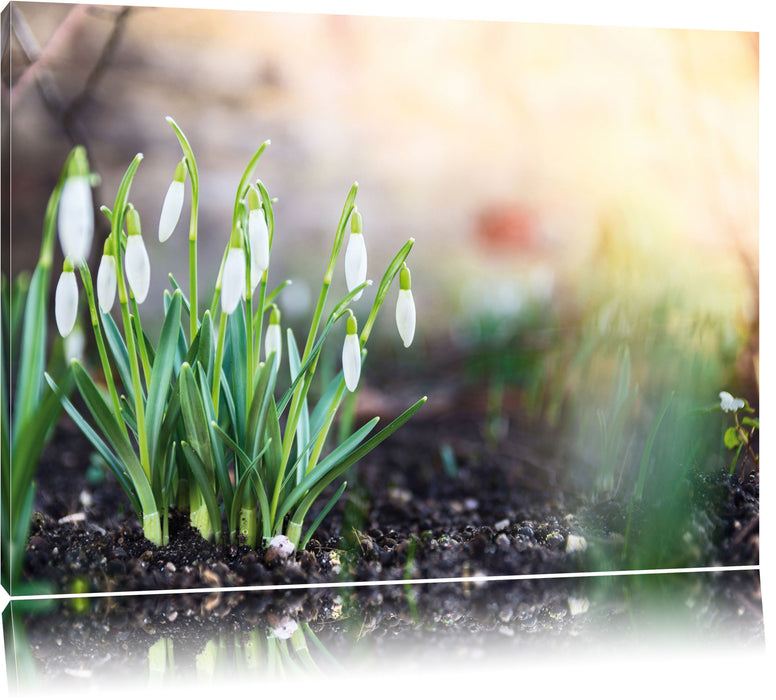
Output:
3,569,764,694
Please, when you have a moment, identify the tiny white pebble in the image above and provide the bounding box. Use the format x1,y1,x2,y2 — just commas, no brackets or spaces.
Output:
270,618,298,640
267,534,295,555
464,498,478,510
494,518,510,532
565,534,587,553
58,513,86,524
64,668,93,679
568,597,590,616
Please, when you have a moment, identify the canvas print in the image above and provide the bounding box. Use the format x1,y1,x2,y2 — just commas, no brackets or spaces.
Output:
1,1,762,691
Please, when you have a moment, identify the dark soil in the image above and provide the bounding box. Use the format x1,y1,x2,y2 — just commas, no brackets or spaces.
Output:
7,373,763,685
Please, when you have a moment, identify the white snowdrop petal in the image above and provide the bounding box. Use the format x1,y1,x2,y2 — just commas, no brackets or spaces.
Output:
395,288,416,348
264,323,282,364
344,233,367,300
249,209,270,289
125,235,151,304
221,248,246,314
96,254,117,313
55,271,79,337
58,176,94,264
158,180,184,242
342,333,361,392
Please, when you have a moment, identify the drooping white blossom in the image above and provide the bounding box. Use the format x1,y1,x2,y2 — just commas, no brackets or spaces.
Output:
96,252,117,313
344,208,366,300
264,306,282,365
125,208,151,304
158,161,186,242
55,266,78,337
221,246,246,314
248,186,270,290
719,391,745,413
58,174,94,265
395,264,416,348
342,314,361,392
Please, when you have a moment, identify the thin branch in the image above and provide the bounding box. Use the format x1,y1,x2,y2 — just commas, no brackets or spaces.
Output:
9,4,90,104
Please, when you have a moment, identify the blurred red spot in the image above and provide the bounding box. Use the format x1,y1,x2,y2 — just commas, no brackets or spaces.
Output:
475,205,538,252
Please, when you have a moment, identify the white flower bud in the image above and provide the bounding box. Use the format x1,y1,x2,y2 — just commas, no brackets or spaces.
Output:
344,209,366,300
221,246,246,314
158,180,184,243
342,315,361,392
96,253,117,313
264,306,282,365
58,175,94,265
395,265,416,348
247,186,270,291
719,391,745,413
55,268,78,337
125,234,150,303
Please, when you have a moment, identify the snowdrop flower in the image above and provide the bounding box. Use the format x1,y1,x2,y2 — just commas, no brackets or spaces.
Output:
55,259,78,337
57,148,94,265
124,206,151,303
221,226,246,314
345,207,367,300
395,263,416,348
719,391,745,413
158,159,186,242
247,185,270,290
96,238,117,313
264,305,282,365
342,313,361,392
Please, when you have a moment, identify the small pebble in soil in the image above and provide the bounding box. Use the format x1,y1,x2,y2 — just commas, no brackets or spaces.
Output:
565,534,587,554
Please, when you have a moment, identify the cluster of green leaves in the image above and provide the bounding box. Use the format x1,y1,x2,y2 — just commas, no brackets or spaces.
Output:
46,119,424,551
719,398,759,474
1,151,78,594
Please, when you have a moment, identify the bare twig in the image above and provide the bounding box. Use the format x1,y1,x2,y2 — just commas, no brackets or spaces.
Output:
9,4,90,103
62,6,132,130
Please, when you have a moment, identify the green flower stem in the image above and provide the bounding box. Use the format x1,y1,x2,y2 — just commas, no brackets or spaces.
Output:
117,271,151,480
239,506,257,548
77,262,125,435
359,237,415,346
12,148,79,432
305,383,347,476
129,293,152,387
189,232,198,343
300,184,358,364
143,510,163,549
269,186,358,520
211,309,229,416
166,117,200,342
244,244,255,415
299,239,414,481
109,154,151,482
189,489,214,543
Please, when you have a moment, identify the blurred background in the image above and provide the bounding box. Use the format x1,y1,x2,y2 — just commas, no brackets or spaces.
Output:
2,3,760,507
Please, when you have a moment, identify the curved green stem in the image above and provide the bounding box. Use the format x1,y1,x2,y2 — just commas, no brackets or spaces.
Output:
166,117,200,342
77,262,126,437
